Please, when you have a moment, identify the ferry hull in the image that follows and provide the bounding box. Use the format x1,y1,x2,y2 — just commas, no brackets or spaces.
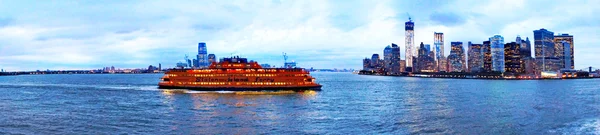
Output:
158,85,322,91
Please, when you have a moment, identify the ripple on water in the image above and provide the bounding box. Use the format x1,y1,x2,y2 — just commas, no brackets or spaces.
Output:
549,118,600,134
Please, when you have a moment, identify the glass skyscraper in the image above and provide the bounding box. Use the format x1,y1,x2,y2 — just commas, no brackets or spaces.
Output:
482,41,492,72
434,32,444,71
490,35,505,72
405,18,415,71
468,43,483,72
554,34,574,69
534,29,555,58
449,41,465,72
197,42,208,68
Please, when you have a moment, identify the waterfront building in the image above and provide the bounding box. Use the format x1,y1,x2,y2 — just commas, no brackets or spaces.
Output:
208,54,216,64
384,45,393,74
450,41,466,71
490,35,505,72
391,43,402,75
434,32,444,72
524,57,536,75
468,43,484,73
562,41,572,69
439,56,448,72
417,42,435,72
534,29,555,58
411,56,418,72
482,41,492,72
193,59,198,67
504,42,523,73
158,63,161,71
383,43,402,75
197,42,209,67
400,60,406,72
448,42,465,72
363,58,372,71
518,36,532,59
535,57,561,73
447,54,462,72
554,34,574,69
371,54,382,70
405,17,415,71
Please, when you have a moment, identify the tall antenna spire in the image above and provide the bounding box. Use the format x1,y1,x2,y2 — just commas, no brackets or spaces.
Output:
406,13,412,21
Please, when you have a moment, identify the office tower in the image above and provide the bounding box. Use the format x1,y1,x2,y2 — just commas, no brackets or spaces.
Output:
434,32,444,71
208,54,216,64
193,59,198,67
391,43,401,75
482,41,493,72
504,42,523,73
405,17,415,71
363,58,372,71
417,42,435,72
534,29,556,72
439,56,448,72
449,41,465,72
490,35,505,72
554,34,574,69
371,54,381,69
534,29,555,58
424,44,431,53
468,43,483,72
158,63,161,71
562,41,572,69
197,42,208,67
384,44,401,75
400,60,406,72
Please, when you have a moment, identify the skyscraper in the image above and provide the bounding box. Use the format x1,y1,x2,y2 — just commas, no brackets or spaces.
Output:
534,29,556,72
424,44,431,53
371,54,381,70
534,29,555,58
417,42,435,72
490,35,505,72
504,42,523,73
554,34,574,69
197,42,208,68
208,54,216,64
363,58,372,71
468,43,483,72
384,45,393,75
405,17,415,72
391,43,401,75
482,41,492,72
434,32,444,71
449,41,466,72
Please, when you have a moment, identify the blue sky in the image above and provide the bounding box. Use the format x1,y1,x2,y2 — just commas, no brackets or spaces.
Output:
0,0,599,71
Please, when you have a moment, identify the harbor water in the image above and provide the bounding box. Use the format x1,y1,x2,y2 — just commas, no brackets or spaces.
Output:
0,73,598,134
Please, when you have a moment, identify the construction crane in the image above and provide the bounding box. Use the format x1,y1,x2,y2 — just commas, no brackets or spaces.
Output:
406,13,412,21
282,52,288,64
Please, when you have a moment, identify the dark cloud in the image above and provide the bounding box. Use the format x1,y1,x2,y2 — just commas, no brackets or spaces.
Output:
429,12,466,27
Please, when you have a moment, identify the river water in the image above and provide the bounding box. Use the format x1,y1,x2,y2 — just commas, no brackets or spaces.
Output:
0,73,598,134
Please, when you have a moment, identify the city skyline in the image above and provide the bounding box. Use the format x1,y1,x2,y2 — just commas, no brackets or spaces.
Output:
0,0,599,71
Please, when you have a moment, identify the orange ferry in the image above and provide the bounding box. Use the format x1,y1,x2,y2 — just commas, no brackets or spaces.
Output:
159,57,322,91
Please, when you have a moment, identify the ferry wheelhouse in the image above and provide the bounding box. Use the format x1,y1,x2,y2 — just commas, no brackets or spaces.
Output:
158,57,322,91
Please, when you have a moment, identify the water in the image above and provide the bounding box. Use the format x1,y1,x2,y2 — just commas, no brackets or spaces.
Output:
0,73,598,134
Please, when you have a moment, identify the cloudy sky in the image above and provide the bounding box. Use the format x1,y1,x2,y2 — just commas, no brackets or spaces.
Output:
0,0,598,71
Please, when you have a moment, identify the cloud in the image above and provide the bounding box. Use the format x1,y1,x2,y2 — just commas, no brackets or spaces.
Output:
0,0,599,71
429,12,466,27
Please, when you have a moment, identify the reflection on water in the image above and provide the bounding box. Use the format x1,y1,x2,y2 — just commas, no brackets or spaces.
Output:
158,89,320,134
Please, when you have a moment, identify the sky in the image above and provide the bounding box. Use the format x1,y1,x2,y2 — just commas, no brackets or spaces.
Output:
0,0,599,71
